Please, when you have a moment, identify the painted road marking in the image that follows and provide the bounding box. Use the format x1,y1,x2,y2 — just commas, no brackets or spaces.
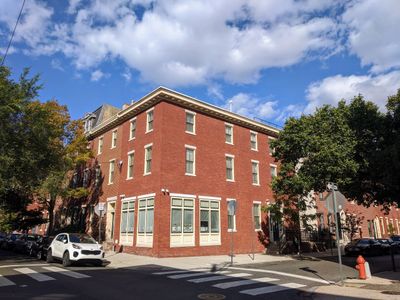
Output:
229,267,332,284
188,273,252,283
213,277,279,289
168,270,230,279
0,264,48,269
153,268,208,275
0,275,15,287
240,282,306,296
14,268,55,282
42,266,91,279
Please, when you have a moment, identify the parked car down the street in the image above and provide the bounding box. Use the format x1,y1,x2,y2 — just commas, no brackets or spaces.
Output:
29,236,54,260
344,238,382,256
375,238,394,254
14,234,41,254
47,233,104,267
1,233,22,251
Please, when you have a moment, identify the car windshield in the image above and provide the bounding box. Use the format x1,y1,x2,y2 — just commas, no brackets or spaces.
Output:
69,234,96,244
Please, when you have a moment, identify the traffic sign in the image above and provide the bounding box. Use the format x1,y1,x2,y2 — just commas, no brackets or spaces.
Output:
94,203,107,216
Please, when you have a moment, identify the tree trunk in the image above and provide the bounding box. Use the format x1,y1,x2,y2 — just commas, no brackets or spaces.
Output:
46,196,55,235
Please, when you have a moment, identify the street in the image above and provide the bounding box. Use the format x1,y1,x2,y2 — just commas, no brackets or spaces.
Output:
0,249,399,300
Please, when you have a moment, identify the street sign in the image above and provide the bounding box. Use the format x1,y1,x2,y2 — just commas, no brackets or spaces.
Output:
323,190,347,213
94,203,107,216
227,200,237,216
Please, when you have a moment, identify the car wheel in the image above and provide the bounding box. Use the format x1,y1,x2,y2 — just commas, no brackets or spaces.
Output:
46,249,54,263
62,252,71,267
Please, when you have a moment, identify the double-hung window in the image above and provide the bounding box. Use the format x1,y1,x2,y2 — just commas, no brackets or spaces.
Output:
144,144,152,175
227,199,236,232
200,198,221,246
268,137,275,155
129,118,136,140
127,151,134,179
111,130,117,148
251,160,260,185
170,197,195,247
225,154,234,181
185,111,196,134
185,146,196,176
98,137,103,154
250,131,258,151
146,109,154,133
108,159,115,184
120,198,135,245
137,196,154,247
225,124,233,144
270,164,277,178
253,202,261,230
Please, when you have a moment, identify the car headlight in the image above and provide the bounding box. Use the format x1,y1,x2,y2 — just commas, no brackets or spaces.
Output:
72,243,82,249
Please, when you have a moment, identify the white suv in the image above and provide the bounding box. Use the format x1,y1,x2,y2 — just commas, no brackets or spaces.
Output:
47,233,104,267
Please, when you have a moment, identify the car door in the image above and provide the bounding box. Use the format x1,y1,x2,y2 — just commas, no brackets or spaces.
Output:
53,234,64,258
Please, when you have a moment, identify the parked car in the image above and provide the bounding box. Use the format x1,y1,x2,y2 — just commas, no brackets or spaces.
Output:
47,233,104,267
0,232,6,245
344,238,382,256
14,234,41,253
375,238,393,254
29,236,54,260
390,235,400,243
1,233,22,250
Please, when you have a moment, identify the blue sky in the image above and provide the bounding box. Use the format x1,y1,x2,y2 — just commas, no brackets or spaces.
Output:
1,0,399,125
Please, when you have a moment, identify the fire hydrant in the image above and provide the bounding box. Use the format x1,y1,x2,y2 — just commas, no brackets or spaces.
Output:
355,255,367,280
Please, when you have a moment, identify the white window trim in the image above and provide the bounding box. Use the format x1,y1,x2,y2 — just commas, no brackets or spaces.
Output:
185,145,196,176
170,196,196,248
146,108,154,133
138,193,156,199
106,196,118,202
225,154,235,182
226,198,236,232
120,198,135,246
185,110,196,135
129,117,136,141
251,160,260,186
108,159,116,185
253,201,262,231
268,137,276,155
170,193,196,198
126,150,135,180
136,196,155,247
270,163,278,178
250,131,258,151
143,143,153,176
97,136,104,155
111,129,118,149
123,196,136,201
199,196,221,201
199,198,221,246
225,123,234,145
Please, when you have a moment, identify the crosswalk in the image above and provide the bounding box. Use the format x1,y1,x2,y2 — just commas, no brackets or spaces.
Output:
0,266,90,287
152,268,308,297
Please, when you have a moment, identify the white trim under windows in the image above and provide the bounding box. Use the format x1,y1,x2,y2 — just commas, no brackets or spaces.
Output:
199,197,221,246
227,199,236,232
250,131,258,151
129,118,136,140
251,160,260,185
268,137,276,155
185,145,196,176
108,159,115,185
120,198,135,246
136,197,154,247
270,164,277,178
253,202,262,231
185,110,196,135
225,154,235,182
225,123,233,145
144,143,153,175
170,197,195,247
127,150,135,179
98,136,103,155
146,108,154,133
111,130,117,149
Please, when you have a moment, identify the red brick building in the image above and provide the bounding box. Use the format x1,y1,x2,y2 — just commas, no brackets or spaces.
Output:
83,87,280,257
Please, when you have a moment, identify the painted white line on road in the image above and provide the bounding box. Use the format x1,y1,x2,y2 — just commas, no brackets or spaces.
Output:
188,273,252,283
0,275,15,287
229,267,332,284
14,268,55,282
42,266,90,279
240,282,306,296
153,268,208,275
168,270,230,279
0,263,48,269
213,277,279,289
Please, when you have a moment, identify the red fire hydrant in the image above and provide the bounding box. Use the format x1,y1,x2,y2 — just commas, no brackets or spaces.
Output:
355,255,367,280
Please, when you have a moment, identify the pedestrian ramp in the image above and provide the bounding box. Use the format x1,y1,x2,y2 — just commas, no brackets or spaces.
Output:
152,268,307,297
0,266,90,287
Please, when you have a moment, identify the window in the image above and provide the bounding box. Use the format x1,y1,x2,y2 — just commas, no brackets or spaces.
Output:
227,199,236,232
185,111,196,134
185,146,196,176
250,131,258,151
270,164,277,178
137,197,154,247
252,160,260,185
127,151,134,179
129,118,136,140
146,109,154,132
108,160,115,184
268,137,275,155
98,137,103,154
200,198,220,246
225,124,233,144
120,199,135,245
253,202,261,230
170,197,195,247
144,144,152,175
111,130,117,148
225,155,234,181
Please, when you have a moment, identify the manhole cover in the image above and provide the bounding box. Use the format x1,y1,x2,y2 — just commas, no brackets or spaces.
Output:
382,291,400,295
197,293,226,300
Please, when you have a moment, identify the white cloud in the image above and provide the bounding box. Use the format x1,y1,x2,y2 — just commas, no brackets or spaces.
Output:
90,69,109,81
51,58,64,71
343,0,400,73
225,93,279,120
122,68,131,82
305,71,400,113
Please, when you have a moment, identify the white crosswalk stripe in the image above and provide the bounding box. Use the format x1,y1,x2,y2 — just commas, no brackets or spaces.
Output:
14,267,55,282
240,282,306,296
168,270,230,279
213,276,279,289
42,266,90,279
152,269,208,275
188,273,252,283
0,275,15,287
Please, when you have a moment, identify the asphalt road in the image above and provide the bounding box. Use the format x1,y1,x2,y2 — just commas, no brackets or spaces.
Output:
0,249,399,300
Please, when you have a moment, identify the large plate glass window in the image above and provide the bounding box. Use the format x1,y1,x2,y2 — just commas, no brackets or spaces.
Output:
120,199,135,245
170,197,195,247
137,197,154,247
200,199,220,246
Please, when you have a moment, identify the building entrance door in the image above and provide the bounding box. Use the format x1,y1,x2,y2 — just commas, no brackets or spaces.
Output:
106,201,116,241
